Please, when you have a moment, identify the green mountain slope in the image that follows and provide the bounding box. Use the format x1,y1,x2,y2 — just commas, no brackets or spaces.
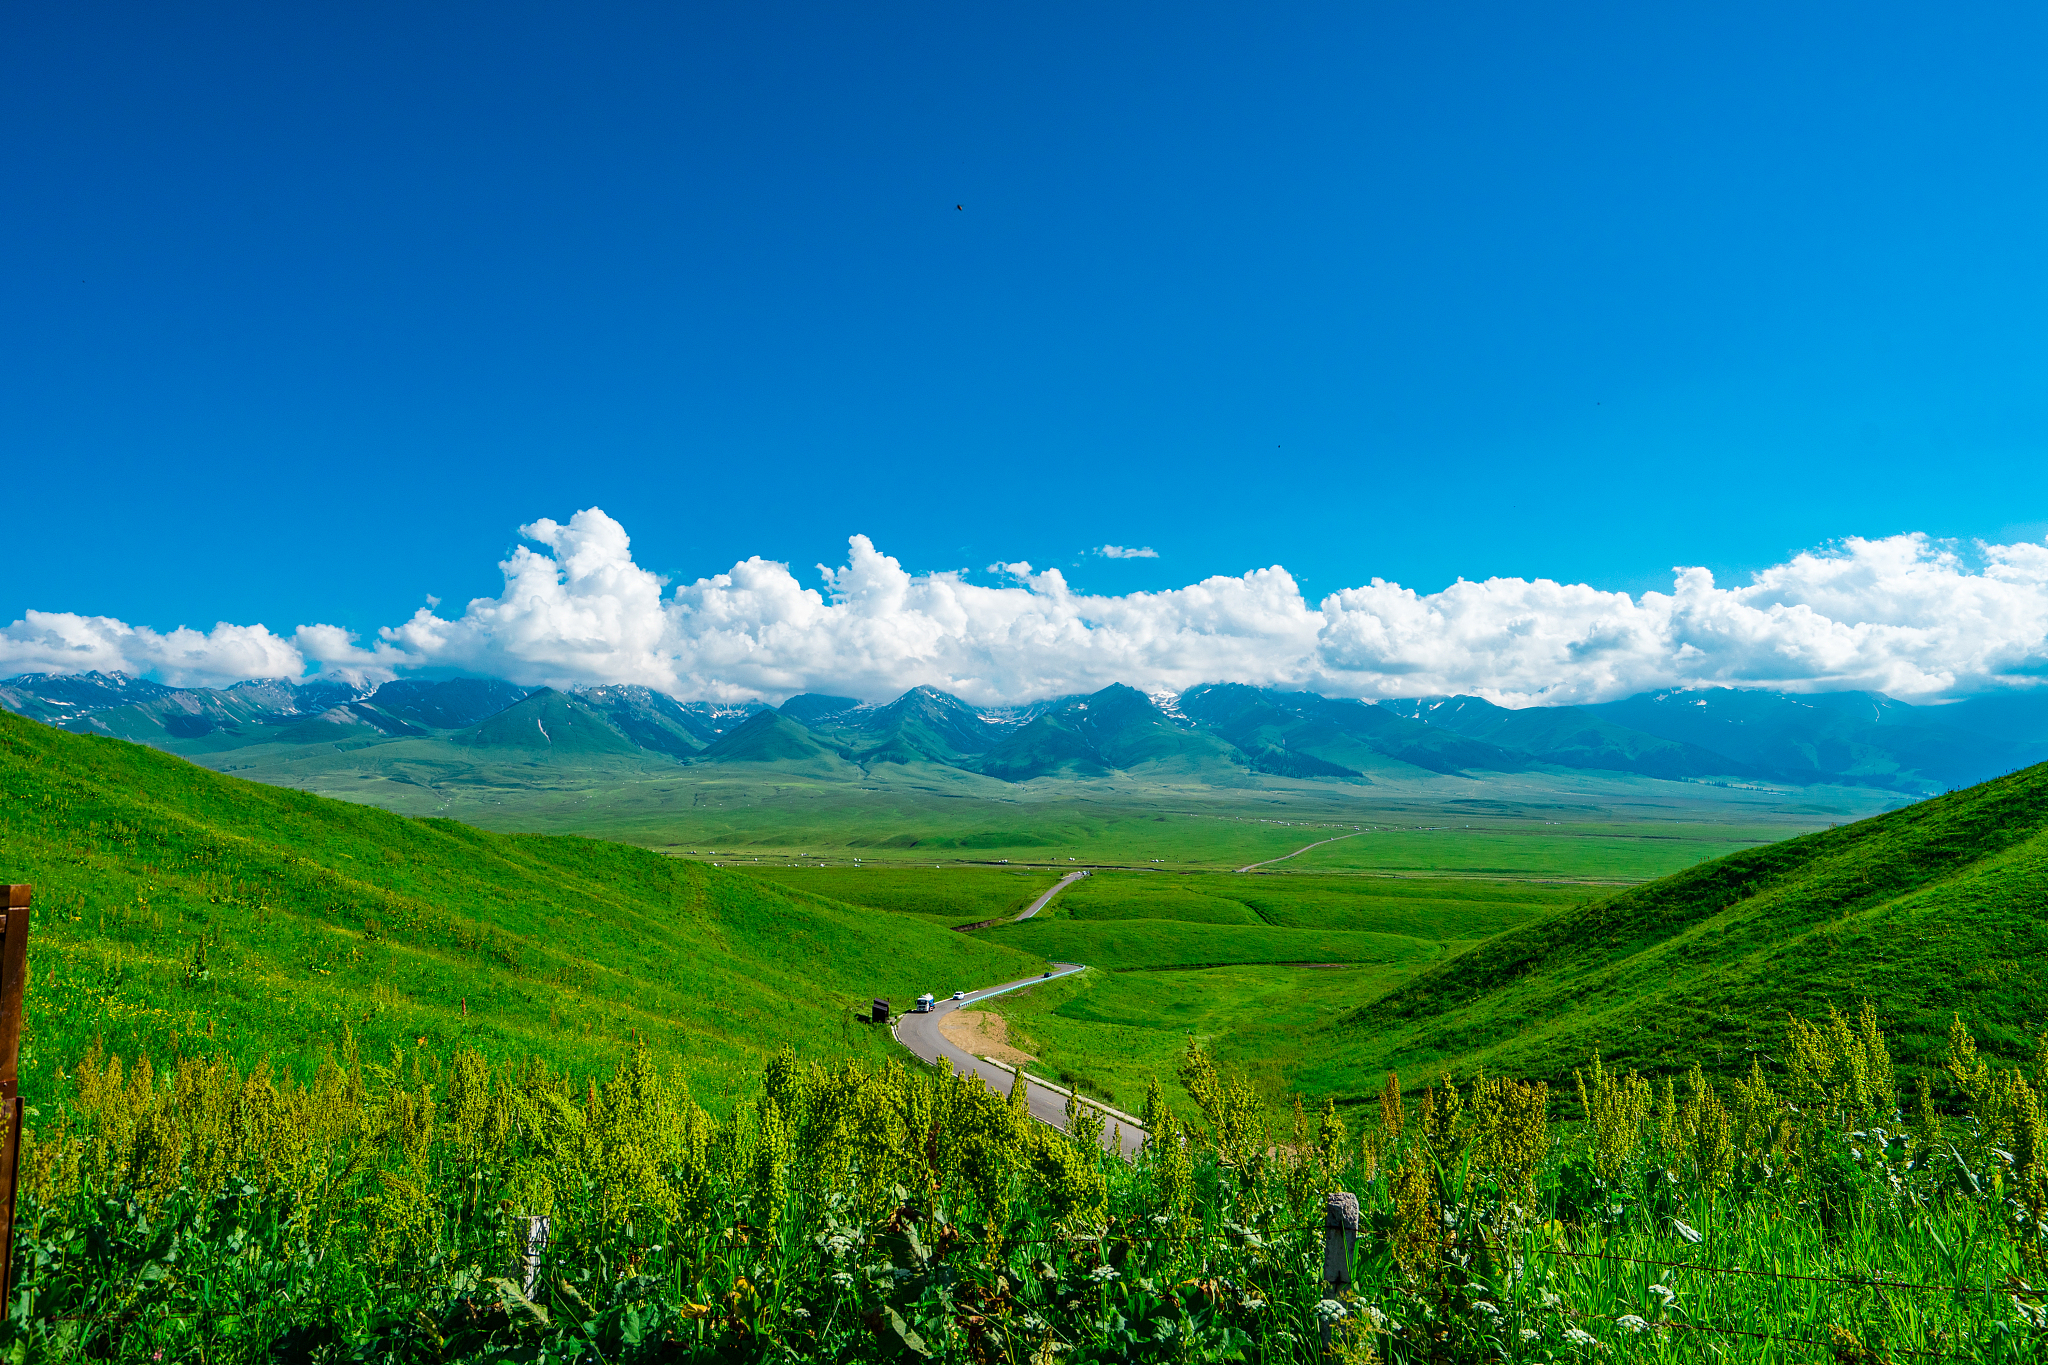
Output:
0,710,1044,1100
573,684,711,758
855,687,1001,766
455,687,644,756
1313,761,2048,1092
60,678,353,750
1384,695,1762,780
697,709,849,765
778,694,863,726
267,702,425,744
979,684,1243,781
1584,687,2048,792
0,672,176,726
366,677,532,729
1178,684,1527,776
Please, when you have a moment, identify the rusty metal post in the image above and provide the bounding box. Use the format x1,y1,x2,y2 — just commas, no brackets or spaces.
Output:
0,886,31,1309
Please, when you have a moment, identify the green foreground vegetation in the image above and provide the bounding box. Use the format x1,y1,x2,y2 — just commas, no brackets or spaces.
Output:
10,1007,2048,1361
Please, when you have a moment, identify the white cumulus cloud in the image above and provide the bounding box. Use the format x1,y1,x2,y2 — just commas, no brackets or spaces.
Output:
1,610,315,688
7,508,2048,706
1096,544,1160,559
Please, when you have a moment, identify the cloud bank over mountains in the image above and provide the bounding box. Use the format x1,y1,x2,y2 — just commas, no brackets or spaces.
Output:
7,508,2048,706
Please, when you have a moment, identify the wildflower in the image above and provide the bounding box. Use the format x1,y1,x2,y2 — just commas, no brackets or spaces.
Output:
1241,1293,1268,1310
1616,1315,1649,1333
1520,1328,1541,1342
1364,1305,1388,1328
1564,1326,1600,1348
1090,1265,1121,1283
1648,1283,1677,1308
1315,1299,1348,1324
1541,1291,1565,1310
829,1272,854,1288
789,1307,811,1319
1473,1300,1500,1317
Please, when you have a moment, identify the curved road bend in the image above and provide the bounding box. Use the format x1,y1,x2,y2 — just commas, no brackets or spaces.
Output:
894,866,1147,1156
894,966,1145,1156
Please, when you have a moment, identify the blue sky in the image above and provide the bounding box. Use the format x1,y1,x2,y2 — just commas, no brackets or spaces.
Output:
7,1,2048,647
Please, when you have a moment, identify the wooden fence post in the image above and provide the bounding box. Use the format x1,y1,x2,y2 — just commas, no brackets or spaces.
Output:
1321,1190,1359,1354
521,1214,551,1298
0,886,32,1309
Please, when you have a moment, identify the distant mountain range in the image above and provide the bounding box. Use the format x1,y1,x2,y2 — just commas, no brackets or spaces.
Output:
4,670,2046,795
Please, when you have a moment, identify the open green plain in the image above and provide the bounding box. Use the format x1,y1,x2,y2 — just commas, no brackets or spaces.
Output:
177,725,1900,873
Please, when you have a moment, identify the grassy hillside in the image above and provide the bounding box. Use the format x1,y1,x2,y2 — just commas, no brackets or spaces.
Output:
0,710,1044,1105
1314,760,2048,1094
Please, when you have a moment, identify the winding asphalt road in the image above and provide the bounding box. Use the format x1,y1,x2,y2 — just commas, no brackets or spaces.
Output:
891,867,1147,1155
1017,868,1089,917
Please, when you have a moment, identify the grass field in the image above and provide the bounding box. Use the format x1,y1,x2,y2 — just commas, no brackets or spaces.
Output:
962,874,1565,1113
983,917,1441,971
1279,824,1763,879
738,865,1588,1115
730,865,1064,922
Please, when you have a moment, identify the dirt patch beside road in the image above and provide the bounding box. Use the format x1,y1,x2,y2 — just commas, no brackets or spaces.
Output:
938,1009,1036,1066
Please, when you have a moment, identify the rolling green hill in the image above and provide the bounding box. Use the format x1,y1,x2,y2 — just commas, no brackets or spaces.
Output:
1312,760,2048,1094
0,709,1044,1104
